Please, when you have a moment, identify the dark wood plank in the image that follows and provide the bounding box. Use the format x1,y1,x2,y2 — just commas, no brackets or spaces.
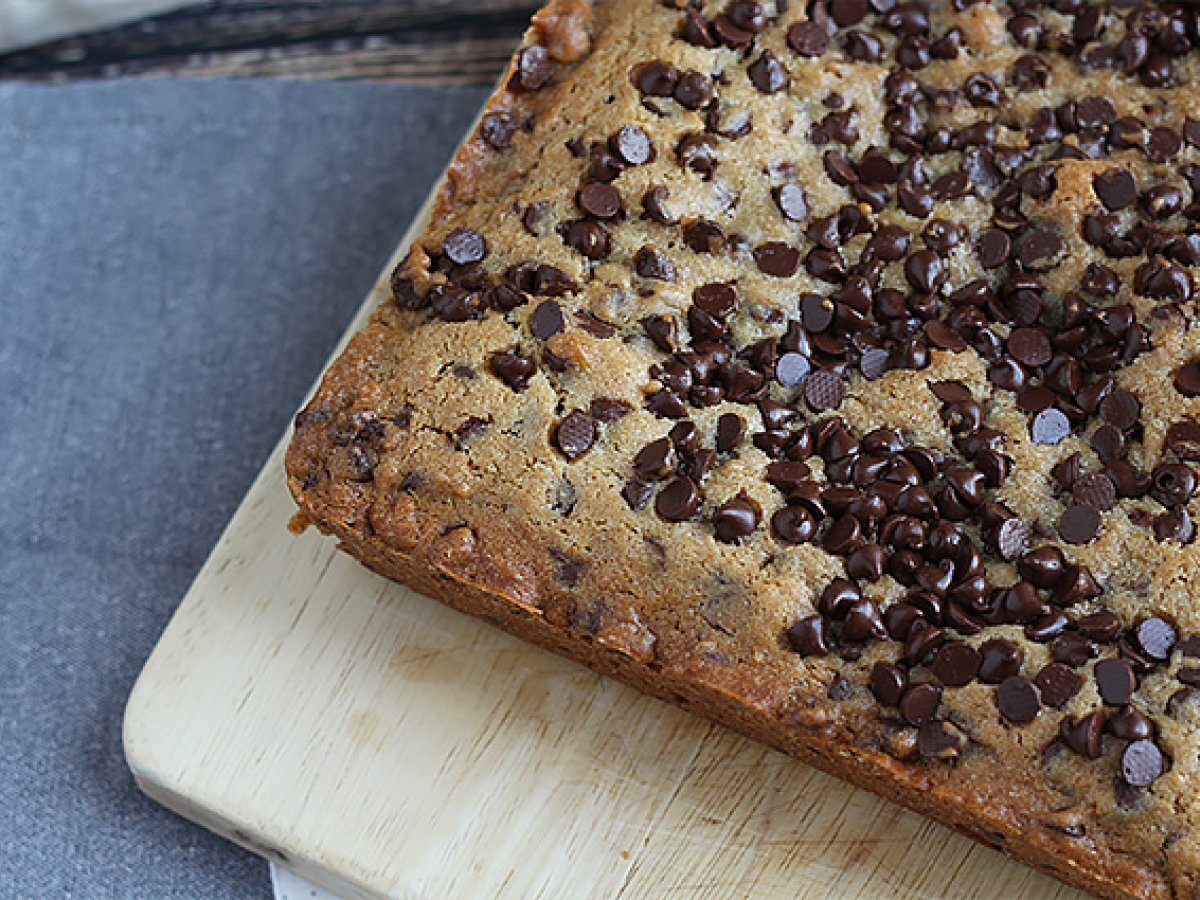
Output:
0,1,540,84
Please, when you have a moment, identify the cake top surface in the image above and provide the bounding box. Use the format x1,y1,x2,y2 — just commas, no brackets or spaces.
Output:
291,1,1200,892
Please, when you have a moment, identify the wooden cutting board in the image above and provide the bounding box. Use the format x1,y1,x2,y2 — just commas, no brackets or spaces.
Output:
123,165,1088,900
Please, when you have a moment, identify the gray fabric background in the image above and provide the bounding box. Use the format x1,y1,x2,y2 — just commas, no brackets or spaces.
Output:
0,78,489,898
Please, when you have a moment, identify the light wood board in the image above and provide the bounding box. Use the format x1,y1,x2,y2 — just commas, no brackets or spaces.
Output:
123,158,1089,900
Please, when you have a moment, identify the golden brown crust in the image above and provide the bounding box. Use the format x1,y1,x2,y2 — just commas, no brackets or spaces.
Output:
287,2,1200,896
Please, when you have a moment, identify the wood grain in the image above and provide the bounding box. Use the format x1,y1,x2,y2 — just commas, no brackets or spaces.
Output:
0,1,538,83
123,179,1089,900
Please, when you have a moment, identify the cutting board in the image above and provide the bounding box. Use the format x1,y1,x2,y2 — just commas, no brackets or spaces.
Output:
123,156,1089,900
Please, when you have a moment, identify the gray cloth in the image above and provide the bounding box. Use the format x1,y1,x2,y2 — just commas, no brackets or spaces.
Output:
0,78,489,898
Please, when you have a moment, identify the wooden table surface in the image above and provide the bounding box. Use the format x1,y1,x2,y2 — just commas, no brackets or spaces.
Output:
0,1,540,84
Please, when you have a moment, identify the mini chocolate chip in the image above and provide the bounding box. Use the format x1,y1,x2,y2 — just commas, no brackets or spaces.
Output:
1121,740,1164,787
997,675,1042,724
1036,663,1082,708
1095,658,1136,706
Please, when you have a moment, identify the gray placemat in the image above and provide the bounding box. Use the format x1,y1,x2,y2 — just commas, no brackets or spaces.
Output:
0,77,489,898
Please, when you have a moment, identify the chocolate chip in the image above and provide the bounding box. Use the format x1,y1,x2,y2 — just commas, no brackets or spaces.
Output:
512,45,552,91
1121,740,1164,787
979,639,1022,684
480,112,517,150
713,494,760,543
904,250,947,293
553,411,597,461
899,684,942,726
1108,707,1154,742
1035,663,1082,708
1030,408,1071,445
612,124,653,166
1093,169,1137,211
804,369,846,412
1059,504,1101,545
1078,610,1121,643
870,662,908,706
996,517,1031,561
1135,617,1177,661
656,475,700,521
783,15,826,55
634,246,677,281
748,50,789,93
754,242,801,277
530,300,565,339
578,182,622,220
997,675,1042,724
1052,633,1097,668
564,220,611,259
772,505,817,544
710,414,744,455
621,479,652,511
775,352,812,389
1167,421,1200,461
489,351,535,391
1008,327,1052,367
1095,658,1136,706
1061,711,1106,759
787,614,832,656
828,675,853,701
1174,362,1200,397
1072,473,1117,511
774,184,810,222
978,229,1011,268
673,70,714,109
1015,229,1064,271
917,720,963,760
442,227,486,265
1154,509,1194,544
931,642,981,687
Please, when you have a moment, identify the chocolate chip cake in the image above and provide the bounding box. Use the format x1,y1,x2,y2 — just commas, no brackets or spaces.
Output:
285,1,1200,895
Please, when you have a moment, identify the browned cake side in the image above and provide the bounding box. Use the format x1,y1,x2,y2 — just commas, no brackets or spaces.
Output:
286,2,1200,896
